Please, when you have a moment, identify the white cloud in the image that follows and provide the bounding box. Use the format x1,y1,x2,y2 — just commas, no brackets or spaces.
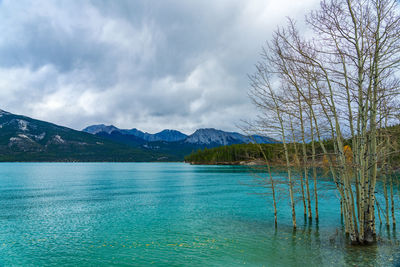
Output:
0,0,320,134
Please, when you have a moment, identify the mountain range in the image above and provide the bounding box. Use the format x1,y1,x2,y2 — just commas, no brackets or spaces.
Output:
0,109,276,162
0,110,169,161
83,124,275,146
83,125,188,142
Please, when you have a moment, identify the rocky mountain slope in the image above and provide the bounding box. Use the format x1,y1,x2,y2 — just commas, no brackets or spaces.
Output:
83,125,276,146
0,110,171,161
184,128,275,145
0,109,276,162
83,125,188,142
82,124,277,160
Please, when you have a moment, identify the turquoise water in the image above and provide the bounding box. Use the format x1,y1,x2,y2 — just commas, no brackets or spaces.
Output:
0,163,398,266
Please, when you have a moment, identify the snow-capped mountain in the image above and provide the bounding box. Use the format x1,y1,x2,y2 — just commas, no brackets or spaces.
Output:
0,110,167,161
83,125,276,146
0,109,277,162
184,128,242,145
184,128,275,145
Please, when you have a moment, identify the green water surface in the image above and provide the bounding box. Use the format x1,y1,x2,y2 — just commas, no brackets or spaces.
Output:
0,163,398,266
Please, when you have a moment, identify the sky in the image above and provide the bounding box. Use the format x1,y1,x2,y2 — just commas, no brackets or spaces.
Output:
0,0,319,134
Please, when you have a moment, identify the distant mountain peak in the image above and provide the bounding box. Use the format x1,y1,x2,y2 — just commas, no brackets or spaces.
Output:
83,125,188,142
185,128,276,146
185,128,242,145
82,124,119,135
83,124,276,146
153,129,188,142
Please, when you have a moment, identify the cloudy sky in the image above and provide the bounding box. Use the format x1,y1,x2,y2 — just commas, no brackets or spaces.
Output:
0,0,319,134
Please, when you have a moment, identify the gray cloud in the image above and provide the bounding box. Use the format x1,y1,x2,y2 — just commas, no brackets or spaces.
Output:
0,0,319,134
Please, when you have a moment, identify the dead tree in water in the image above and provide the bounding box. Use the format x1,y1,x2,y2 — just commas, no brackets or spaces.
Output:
249,0,400,244
249,68,297,229
289,115,307,218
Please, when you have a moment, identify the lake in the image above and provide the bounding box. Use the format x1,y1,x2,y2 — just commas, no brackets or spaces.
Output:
0,163,398,266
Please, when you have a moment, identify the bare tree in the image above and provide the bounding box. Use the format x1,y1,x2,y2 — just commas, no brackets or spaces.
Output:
250,0,400,244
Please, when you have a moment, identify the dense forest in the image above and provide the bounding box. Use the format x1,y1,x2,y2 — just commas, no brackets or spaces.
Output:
185,125,400,166
185,143,282,164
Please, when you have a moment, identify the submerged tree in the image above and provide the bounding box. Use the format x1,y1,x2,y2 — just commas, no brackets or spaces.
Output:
249,0,400,245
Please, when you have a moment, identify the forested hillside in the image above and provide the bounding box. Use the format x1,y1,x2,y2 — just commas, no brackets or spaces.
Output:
185,125,400,166
184,143,284,164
